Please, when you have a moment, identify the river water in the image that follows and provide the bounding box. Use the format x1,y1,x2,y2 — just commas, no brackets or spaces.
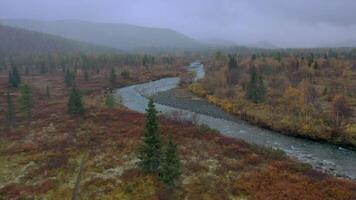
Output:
114,61,356,180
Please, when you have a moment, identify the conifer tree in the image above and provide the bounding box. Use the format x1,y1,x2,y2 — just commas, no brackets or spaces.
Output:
65,69,75,87
5,90,15,126
68,87,84,115
9,67,21,88
18,83,34,118
110,68,116,87
228,54,238,69
159,136,181,187
137,98,162,174
257,74,266,102
45,85,50,100
246,66,259,102
246,66,266,103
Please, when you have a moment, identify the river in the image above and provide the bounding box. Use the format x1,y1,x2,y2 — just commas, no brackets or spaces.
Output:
114,61,356,180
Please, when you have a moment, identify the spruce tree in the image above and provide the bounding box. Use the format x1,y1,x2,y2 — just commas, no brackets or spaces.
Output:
68,87,84,115
228,54,238,69
45,85,50,100
18,84,34,118
5,90,15,126
110,68,116,87
246,66,259,102
137,98,162,174
246,66,266,103
256,74,266,102
9,67,21,88
159,136,181,187
65,69,75,87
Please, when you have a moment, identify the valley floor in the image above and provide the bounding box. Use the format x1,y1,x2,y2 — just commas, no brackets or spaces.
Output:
0,71,355,200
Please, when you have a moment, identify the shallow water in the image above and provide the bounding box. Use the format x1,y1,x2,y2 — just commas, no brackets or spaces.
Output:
114,62,356,180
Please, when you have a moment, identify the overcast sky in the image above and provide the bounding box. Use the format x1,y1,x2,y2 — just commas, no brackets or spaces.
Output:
1,0,356,48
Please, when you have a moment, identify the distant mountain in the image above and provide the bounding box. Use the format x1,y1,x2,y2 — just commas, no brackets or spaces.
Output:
0,19,202,51
0,24,116,57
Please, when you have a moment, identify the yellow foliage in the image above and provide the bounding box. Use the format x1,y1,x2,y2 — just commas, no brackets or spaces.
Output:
188,83,207,97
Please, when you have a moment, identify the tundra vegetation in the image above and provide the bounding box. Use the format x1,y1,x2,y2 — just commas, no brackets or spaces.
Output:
0,52,355,199
190,49,356,148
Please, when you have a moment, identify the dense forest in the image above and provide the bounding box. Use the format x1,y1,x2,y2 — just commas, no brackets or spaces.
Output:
189,48,356,148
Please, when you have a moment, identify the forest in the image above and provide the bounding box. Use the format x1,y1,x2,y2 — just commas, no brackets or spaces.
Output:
188,48,356,148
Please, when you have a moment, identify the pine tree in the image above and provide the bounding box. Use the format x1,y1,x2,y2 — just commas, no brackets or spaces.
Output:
5,90,15,126
159,136,181,187
110,68,116,87
228,54,238,69
257,74,266,102
65,69,75,87
104,92,116,108
246,66,259,102
45,85,50,100
68,87,84,115
246,66,266,103
18,83,34,118
9,66,21,88
137,98,162,174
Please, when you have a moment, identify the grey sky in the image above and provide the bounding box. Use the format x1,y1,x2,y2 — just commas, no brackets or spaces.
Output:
1,0,356,47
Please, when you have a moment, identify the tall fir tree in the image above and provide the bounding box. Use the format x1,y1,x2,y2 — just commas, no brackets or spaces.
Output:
159,136,181,187
45,85,51,100
9,66,21,88
68,87,84,115
246,66,266,103
228,54,238,69
257,74,266,102
137,98,162,174
110,68,116,87
18,84,34,118
65,69,75,87
5,90,15,126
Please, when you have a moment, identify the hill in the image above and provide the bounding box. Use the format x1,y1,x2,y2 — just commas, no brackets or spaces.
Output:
0,24,116,57
0,19,202,51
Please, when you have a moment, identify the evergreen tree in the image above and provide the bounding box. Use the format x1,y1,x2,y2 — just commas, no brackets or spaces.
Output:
45,85,50,100
228,54,238,69
9,66,21,88
159,136,181,187
246,66,259,102
5,90,15,126
110,68,116,87
65,69,75,87
104,92,116,108
18,83,34,118
68,87,84,115
137,98,162,174
256,74,266,102
246,66,266,103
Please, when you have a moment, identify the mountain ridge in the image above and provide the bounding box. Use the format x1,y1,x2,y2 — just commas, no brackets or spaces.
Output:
0,19,203,51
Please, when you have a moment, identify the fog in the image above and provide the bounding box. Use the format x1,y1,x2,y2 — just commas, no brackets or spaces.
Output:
1,0,356,48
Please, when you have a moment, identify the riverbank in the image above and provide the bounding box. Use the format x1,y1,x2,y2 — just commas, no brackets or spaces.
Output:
1,67,355,199
187,82,356,150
